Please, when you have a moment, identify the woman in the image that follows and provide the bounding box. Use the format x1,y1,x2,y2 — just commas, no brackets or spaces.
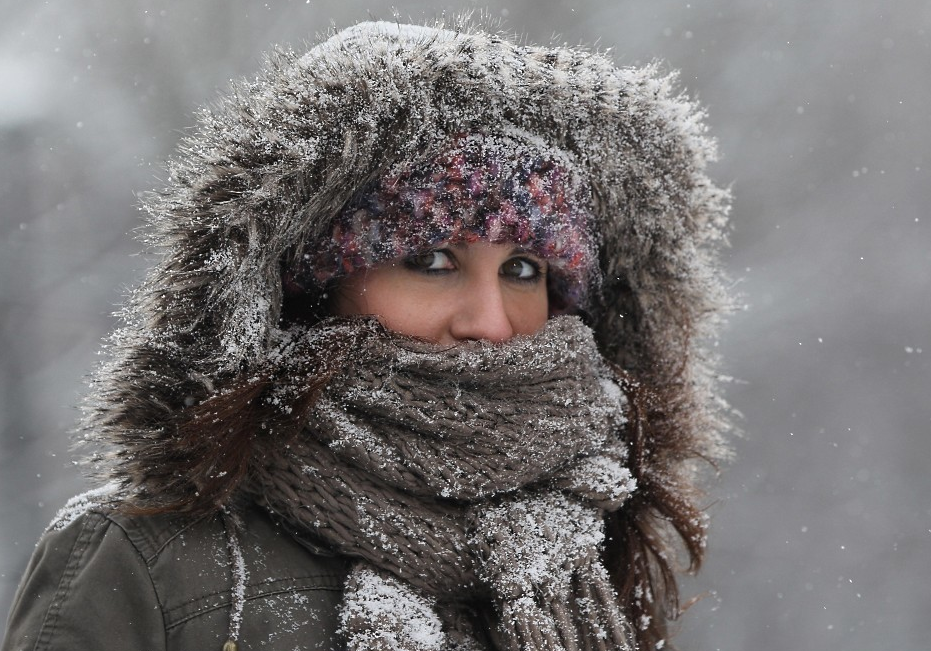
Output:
2,19,731,651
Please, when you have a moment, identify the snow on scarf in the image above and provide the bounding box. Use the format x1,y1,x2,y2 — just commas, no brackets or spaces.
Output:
249,315,638,651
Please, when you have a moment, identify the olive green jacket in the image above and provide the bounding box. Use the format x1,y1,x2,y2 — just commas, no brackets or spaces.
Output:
2,504,348,651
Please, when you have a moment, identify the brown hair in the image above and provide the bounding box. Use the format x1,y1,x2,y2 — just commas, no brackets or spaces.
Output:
118,374,307,516
604,370,711,650
118,323,346,516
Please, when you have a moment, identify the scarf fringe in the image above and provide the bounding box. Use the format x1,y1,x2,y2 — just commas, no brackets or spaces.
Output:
574,565,636,651
470,493,635,651
492,558,633,651
341,562,635,651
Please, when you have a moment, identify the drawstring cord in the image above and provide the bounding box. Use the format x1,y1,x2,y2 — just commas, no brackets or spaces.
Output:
221,508,248,651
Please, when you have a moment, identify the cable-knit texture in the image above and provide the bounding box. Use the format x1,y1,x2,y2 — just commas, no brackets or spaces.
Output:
250,316,637,650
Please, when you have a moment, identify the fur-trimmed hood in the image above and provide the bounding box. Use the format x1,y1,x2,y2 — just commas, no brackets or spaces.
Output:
82,20,731,495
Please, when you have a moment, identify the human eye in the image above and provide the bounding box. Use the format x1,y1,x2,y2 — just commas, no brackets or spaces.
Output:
403,249,456,273
500,256,546,283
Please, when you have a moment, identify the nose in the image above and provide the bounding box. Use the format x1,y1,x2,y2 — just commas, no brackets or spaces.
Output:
448,279,515,343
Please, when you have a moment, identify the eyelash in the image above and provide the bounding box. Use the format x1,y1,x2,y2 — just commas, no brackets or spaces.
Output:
502,257,544,284
402,249,546,284
403,250,456,274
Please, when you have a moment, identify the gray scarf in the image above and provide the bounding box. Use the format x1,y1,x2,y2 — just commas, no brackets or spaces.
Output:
251,316,637,651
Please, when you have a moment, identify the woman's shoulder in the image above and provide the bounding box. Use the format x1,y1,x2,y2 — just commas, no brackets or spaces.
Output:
3,492,349,651
36,491,349,598
104,499,349,585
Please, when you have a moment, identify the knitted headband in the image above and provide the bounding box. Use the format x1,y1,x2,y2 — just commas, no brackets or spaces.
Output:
286,132,600,311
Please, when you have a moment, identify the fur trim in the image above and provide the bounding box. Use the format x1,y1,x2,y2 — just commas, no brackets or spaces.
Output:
81,20,730,497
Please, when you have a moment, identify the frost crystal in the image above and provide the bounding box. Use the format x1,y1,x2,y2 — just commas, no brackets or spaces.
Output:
339,566,446,651
46,483,118,533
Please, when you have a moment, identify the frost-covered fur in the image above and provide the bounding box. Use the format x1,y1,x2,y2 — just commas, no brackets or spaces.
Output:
83,19,730,484
78,20,731,648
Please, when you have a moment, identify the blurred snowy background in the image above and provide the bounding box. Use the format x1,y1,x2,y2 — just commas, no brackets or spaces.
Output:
2,0,929,648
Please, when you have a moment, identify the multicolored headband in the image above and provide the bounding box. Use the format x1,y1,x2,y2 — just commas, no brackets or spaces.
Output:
287,132,599,310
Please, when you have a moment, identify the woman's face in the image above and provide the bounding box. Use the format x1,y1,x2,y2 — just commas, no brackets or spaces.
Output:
333,240,549,344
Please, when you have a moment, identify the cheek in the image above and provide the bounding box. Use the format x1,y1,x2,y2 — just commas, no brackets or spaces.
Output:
507,287,550,335
335,271,450,340
364,292,441,338
333,266,410,318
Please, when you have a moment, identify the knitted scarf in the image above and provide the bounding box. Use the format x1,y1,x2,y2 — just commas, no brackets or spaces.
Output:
250,316,638,651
